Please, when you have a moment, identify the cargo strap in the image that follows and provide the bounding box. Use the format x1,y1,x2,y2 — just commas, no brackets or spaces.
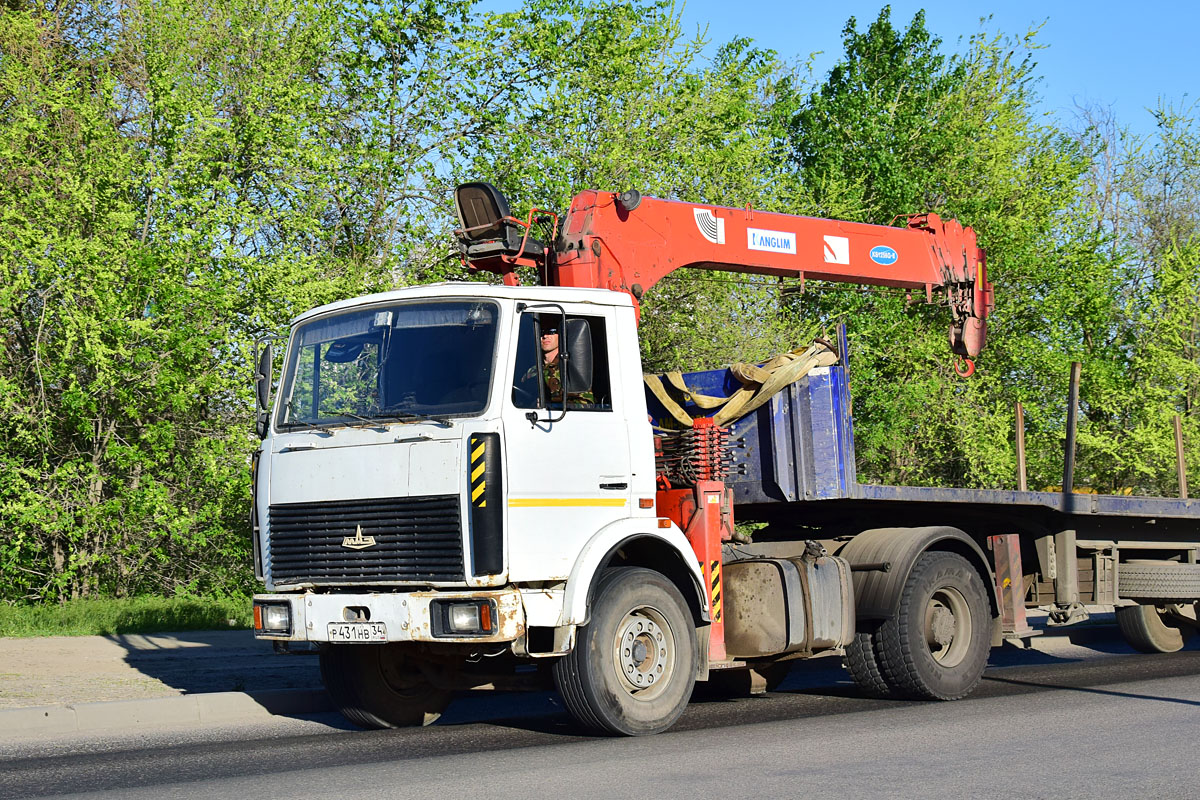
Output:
644,340,839,428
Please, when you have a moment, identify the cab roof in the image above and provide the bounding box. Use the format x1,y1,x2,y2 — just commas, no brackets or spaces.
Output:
291,282,634,327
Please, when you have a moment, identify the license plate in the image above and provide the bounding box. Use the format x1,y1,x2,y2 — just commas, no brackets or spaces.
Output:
327,622,387,642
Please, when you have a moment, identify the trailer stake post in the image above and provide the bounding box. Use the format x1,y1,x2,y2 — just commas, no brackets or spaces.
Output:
1063,362,1081,495
989,533,1037,639
1175,414,1188,500
1015,402,1027,492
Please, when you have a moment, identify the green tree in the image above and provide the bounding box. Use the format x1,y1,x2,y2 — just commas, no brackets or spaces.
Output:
784,7,1095,489
0,0,518,601
1062,104,1200,493
461,0,813,370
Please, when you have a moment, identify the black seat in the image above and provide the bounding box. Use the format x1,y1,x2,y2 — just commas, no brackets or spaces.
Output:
455,182,545,259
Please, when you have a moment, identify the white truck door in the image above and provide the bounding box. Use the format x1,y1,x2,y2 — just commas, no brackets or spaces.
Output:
502,307,633,582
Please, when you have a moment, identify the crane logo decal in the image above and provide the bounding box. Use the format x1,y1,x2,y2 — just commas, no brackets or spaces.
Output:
747,227,796,255
870,245,899,265
693,208,725,245
823,235,850,265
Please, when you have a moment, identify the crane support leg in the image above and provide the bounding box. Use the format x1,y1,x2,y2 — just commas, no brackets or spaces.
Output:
989,534,1037,639
657,480,732,663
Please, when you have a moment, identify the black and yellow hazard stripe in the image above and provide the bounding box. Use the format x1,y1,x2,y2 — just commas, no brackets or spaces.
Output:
467,434,503,576
470,438,488,508
709,559,722,622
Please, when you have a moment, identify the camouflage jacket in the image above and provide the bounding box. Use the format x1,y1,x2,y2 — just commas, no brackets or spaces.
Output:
524,359,595,406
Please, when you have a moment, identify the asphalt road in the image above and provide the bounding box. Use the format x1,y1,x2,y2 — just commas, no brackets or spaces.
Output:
3,643,1198,800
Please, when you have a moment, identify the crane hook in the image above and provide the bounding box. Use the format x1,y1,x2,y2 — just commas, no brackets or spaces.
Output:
954,357,976,378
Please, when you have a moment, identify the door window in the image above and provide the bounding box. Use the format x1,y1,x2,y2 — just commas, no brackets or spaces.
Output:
511,313,612,411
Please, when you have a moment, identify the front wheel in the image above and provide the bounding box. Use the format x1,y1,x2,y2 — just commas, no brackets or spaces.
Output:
553,567,697,735
319,644,452,729
875,551,992,700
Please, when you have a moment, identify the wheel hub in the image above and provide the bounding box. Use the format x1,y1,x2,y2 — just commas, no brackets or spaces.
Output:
923,587,972,667
928,605,956,651
615,611,672,694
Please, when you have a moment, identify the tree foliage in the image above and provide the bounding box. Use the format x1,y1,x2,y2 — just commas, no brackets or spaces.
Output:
0,0,1195,603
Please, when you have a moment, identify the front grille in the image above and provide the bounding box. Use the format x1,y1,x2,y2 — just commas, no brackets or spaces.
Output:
268,495,463,585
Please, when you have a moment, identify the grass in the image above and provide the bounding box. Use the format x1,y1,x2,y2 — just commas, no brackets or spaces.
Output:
0,595,254,638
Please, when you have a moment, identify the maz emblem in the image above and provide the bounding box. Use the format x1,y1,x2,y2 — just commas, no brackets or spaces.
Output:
342,525,377,550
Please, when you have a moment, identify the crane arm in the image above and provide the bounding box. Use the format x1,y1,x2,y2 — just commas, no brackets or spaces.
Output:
454,184,993,361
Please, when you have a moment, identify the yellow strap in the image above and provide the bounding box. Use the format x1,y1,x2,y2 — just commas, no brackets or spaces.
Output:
729,361,772,384
645,341,839,428
714,344,837,426
665,372,728,409
643,374,694,427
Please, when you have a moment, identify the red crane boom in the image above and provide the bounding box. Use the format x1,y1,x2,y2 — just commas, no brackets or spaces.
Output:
454,184,993,370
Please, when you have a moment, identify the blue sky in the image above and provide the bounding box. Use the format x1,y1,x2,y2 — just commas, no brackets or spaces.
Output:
676,0,1195,138
482,1,1196,139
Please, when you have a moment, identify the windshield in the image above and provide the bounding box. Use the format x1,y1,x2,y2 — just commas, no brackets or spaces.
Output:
276,300,499,428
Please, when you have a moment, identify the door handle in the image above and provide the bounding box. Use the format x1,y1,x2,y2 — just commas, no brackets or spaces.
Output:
599,482,628,491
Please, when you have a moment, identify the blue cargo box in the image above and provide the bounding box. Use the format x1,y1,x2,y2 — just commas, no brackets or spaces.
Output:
645,341,858,505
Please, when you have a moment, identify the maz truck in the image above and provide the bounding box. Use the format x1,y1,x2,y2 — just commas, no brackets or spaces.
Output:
250,183,1199,735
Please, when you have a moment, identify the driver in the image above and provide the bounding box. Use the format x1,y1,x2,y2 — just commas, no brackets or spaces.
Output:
524,321,593,406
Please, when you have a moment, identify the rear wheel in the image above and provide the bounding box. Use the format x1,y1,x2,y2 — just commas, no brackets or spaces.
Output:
876,551,992,700
553,567,696,735
844,622,896,698
319,644,452,729
1116,603,1197,653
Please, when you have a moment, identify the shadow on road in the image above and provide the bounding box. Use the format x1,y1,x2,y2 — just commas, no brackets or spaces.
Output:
983,674,1200,707
106,630,324,697
98,615,1196,734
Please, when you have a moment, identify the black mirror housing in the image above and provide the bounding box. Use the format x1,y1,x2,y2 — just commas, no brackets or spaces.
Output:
255,341,273,414
563,318,593,394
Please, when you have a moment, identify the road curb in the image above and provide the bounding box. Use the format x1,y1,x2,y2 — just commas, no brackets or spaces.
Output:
0,688,332,739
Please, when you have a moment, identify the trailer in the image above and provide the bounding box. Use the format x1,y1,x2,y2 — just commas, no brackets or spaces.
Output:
647,324,1200,699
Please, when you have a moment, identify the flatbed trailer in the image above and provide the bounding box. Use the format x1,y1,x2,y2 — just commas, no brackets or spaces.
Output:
648,326,1200,654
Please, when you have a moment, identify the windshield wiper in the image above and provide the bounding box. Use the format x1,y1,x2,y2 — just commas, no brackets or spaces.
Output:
326,410,390,431
279,402,334,434
378,407,455,427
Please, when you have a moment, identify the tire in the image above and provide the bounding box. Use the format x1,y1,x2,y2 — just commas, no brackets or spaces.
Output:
844,622,896,698
1118,561,1200,602
1116,604,1195,653
319,644,452,729
876,551,992,700
553,567,697,736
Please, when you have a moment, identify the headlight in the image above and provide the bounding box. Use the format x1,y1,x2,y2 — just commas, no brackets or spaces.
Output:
254,602,291,633
432,599,495,636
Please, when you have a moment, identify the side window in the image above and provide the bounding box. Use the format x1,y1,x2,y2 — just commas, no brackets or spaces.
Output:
510,313,613,411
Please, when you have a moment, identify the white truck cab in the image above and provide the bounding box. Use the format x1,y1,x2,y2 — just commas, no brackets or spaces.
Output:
251,282,708,733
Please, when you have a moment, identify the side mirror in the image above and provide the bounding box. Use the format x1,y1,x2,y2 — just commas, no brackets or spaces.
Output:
255,341,273,438
255,342,273,411
563,318,593,394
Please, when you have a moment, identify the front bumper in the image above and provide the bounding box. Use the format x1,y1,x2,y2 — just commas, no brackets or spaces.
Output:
253,588,525,644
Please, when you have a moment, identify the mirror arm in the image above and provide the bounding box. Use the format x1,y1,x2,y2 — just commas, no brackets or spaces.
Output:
545,308,568,423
